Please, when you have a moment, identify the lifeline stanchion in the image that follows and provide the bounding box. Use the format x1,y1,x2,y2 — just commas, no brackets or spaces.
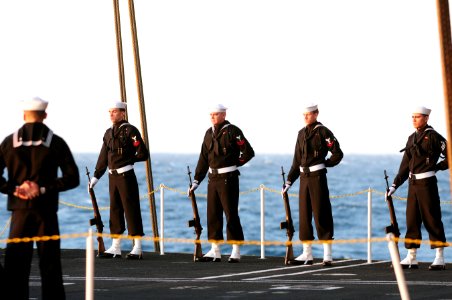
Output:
86,229,94,300
387,233,410,300
367,187,372,263
260,184,265,259
160,184,165,255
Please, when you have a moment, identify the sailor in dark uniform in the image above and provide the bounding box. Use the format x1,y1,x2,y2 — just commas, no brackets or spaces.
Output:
283,103,343,266
387,106,448,270
0,97,80,300
90,101,149,259
189,104,254,263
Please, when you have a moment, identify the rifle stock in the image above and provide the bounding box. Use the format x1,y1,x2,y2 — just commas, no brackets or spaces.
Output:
280,167,295,265
86,167,106,256
384,170,400,259
187,166,203,261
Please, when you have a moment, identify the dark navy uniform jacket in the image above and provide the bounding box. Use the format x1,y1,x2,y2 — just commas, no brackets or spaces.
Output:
94,120,149,179
287,121,343,184
194,120,254,183
0,123,80,211
393,125,448,188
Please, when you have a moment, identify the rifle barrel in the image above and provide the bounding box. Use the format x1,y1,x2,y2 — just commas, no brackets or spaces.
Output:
187,166,203,261
85,166,105,255
383,170,400,237
280,166,295,264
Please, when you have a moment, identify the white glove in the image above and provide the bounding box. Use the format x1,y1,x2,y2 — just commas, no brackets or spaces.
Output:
187,180,199,196
281,181,291,194
386,185,396,197
89,177,99,190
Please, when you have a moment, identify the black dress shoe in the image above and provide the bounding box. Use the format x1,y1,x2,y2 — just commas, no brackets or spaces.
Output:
126,253,143,260
401,264,419,269
429,264,446,271
322,260,332,267
98,252,122,259
287,259,313,265
228,258,240,263
197,257,221,262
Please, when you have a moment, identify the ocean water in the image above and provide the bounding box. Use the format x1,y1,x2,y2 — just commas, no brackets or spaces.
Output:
0,153,451,263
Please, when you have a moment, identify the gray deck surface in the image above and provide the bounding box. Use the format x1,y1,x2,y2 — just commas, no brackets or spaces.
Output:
24,249,452,299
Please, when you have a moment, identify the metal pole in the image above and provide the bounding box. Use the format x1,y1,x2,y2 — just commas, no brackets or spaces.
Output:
436,0,452,199
128,0,160,251
160,184,165,255
85,229,94,300
387,233,411,300
367,187,372,263
112,0,128,119
260,184,265,259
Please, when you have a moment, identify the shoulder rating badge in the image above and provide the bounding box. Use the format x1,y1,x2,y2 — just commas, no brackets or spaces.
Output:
325,137,334,148
132,136,140,147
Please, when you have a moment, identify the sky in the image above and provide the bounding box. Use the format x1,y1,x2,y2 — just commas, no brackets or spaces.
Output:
0,0,450,155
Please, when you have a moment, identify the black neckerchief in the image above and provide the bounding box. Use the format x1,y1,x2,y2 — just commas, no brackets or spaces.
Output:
305,121,320,139
111,120,128,138
400,124,433,154
211,121,229,155
301,121,322,159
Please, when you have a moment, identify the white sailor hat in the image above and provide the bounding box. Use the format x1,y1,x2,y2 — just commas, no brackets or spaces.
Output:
110,101,127,110
303,103,318,113
211,104,227,113
413,106,431,116
22,97,48,111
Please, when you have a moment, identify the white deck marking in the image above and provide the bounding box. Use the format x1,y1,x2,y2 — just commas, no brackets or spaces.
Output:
243,260,389,281
52,276,452,287
313,273,357,276
196,259,357,280
270,284,343,291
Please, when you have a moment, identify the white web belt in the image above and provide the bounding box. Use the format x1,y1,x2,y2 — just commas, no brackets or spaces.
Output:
109,164,134,175
300,163,325,173
209,165,237,175
409,171,435,180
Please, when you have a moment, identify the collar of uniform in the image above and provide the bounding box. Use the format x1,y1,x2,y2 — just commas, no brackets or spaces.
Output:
306,121,320,130
212,120,230,135
112,120,128,129
416,124,431,134
305,121,322,137
13,123,53,148
111,120,129,136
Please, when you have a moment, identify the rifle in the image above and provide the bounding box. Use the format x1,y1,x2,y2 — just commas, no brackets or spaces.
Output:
384,170,400,259
86,167,106,256
187,166,203,262
280,166,295,265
